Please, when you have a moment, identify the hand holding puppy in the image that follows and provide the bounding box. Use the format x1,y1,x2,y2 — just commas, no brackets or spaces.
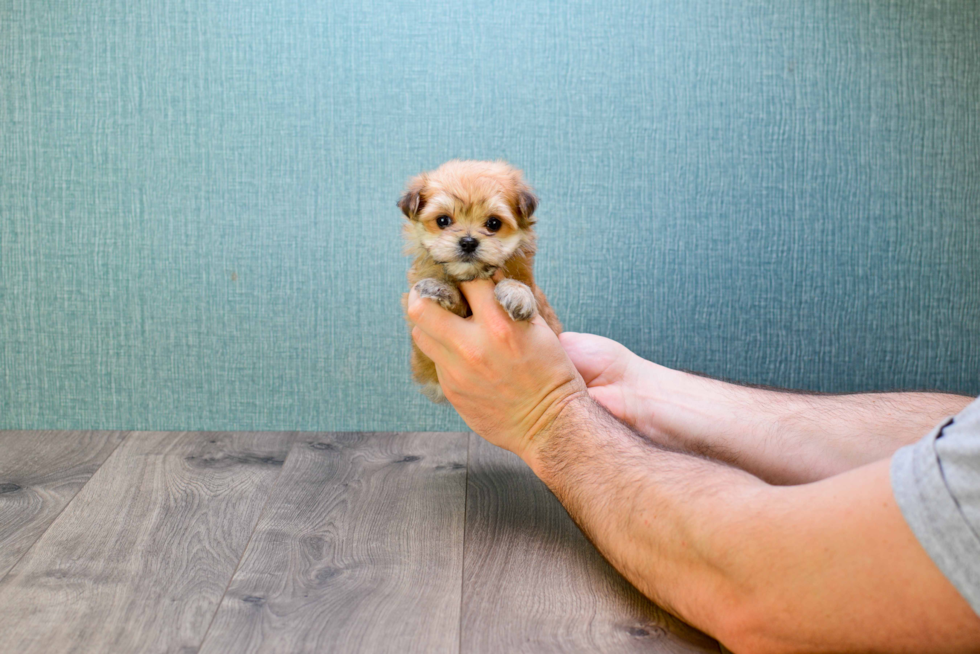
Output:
399,160,563,403
408,277,587,462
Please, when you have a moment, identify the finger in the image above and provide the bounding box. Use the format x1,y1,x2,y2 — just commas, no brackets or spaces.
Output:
458,278,508,322
530,314,551,331
411,325,452,366
407,285,468,341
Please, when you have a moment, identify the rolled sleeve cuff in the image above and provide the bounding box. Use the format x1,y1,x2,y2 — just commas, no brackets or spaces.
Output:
891,419,980,616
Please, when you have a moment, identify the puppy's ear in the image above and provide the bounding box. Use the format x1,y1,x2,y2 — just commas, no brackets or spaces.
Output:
398,175,427,220
506,166,538,227
517,188,538,225
509,178,538,229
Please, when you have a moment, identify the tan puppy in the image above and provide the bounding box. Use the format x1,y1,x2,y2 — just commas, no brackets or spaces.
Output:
400,160,562,402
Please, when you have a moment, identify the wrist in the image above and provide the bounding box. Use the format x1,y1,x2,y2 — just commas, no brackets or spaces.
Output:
519,391,593,479
629,362,709,447
629,364,782,458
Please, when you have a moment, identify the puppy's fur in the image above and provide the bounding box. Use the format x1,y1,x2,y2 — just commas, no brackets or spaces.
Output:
400,160,562,402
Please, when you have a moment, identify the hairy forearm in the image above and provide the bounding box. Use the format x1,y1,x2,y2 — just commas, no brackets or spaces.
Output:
633,365,973,484
526,395,768,641
524,394,980,653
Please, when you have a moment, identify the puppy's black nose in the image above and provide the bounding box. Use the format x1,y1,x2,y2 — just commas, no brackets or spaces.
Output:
459,236,479,253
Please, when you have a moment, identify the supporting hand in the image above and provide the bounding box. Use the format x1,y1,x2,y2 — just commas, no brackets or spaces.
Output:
561,331,974,485
559,332,656,436
407,278,588,463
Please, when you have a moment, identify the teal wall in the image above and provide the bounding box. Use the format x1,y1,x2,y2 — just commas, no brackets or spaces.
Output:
2,1,978,431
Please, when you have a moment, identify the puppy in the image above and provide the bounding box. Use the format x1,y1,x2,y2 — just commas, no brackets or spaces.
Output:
400,160,562,402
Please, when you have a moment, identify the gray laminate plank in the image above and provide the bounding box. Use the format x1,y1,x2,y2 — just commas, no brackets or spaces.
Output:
0,430,294,654
198,432,468,654
0,430,127,579
461,433,720,653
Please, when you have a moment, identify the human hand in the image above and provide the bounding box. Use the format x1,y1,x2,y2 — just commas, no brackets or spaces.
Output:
407,278,588,463
559,332,656,438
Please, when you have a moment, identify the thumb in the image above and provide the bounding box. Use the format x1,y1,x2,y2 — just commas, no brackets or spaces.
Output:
559,332,631,386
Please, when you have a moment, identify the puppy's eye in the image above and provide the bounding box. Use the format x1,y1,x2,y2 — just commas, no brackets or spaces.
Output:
436,215,453,229
485,216,502,232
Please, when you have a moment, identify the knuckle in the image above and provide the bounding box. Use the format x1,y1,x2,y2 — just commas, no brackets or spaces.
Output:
485,315,514,342
458,343,485,367
488,324,511,344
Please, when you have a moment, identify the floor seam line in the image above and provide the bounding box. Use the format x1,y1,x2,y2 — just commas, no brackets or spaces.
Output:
195,430,298,650
0,430,131,585
457,431,471,654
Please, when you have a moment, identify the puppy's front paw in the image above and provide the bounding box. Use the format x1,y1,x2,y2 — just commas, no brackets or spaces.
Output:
495,279,537,322
413,278,461,311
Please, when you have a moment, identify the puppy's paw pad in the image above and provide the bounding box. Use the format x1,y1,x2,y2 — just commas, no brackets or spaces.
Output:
495,279,537,322
413,279,460,310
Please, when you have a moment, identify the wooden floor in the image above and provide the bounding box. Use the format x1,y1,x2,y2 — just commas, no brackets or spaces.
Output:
0,430,720,653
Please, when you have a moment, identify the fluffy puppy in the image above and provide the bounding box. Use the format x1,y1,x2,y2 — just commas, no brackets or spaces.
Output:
400,160,562,403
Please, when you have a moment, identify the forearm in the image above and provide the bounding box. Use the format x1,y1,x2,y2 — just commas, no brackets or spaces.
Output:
525,394,980,653
526,395,769,640
633,364,973,484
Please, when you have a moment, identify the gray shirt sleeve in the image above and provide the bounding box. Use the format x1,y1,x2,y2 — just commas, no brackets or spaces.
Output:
891,395,980,616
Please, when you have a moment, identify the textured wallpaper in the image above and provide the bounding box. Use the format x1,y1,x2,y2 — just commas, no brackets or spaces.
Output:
1,0,978,431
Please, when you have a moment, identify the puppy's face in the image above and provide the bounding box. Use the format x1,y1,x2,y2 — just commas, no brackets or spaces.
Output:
400,160,538,281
